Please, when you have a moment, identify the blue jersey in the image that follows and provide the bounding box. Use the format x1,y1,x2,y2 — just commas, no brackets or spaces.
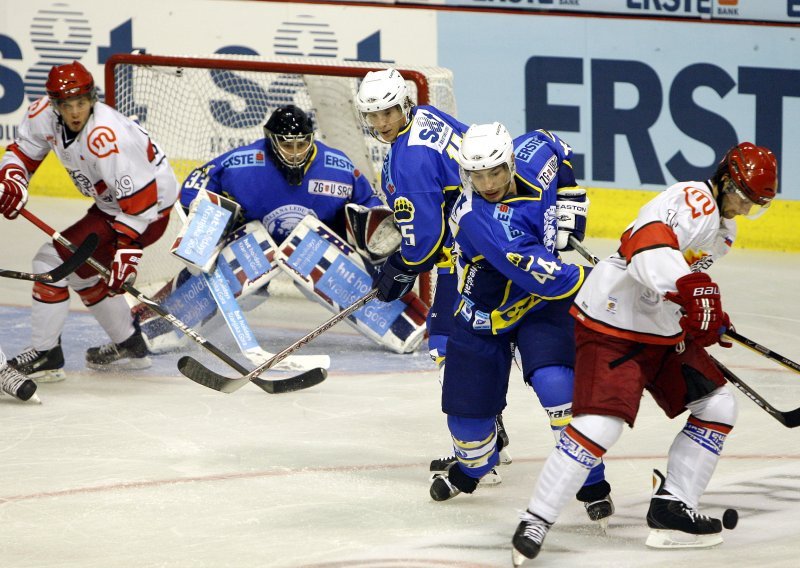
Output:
180,139,381,242
449,130,588,335
381,105,468,273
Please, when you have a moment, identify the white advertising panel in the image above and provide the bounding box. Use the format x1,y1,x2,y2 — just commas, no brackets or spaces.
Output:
0,0,438,143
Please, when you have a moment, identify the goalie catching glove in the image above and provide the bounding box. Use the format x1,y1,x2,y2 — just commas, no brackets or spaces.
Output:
665,272,731,348
344,203,402,263
555,187,589,251
0,164,29,220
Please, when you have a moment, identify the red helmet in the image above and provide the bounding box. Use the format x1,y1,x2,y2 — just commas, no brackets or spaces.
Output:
45,61,95,102
723,142,778,206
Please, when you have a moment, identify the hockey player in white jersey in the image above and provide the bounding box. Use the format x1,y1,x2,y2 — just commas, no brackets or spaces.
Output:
511,142,778,565
1,61,179,381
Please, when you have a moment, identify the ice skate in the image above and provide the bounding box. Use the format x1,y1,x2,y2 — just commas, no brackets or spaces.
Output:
512,510,552,566
576,479,614,531
429,460,487,501
9,339,66,383
86,328,151,371
429,454,502,486
0,364,41,403
645,469,722,548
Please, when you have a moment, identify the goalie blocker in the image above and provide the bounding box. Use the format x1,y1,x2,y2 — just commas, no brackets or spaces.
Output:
281,215,427,354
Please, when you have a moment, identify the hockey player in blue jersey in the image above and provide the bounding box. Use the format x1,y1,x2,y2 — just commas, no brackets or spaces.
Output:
356,69,512,478
430,123,613,525
180,104,380,241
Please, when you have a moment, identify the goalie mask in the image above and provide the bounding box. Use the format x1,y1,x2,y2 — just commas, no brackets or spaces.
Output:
458,122,517,203
264,105,315,186
356,68,414,143
714,142,778,219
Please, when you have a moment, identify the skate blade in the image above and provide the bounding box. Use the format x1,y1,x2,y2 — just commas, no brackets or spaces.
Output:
28,368,66,383
499,447,513,465
86,356,152,372
478,470,502,486
512,547,533,567
645,529,723,549
596,516,609,534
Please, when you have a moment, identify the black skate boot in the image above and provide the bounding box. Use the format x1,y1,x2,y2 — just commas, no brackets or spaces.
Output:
86,327,151,370
429,454,501,487
512,510,552,566
496,413,512,465
576,479,615,530
645,469,722,548
9,337,66,383
429,461,481,502
0,363,40,402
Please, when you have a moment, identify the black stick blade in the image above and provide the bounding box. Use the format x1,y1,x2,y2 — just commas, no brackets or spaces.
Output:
178,356,327,395
251,368,327,394
0,233,98,282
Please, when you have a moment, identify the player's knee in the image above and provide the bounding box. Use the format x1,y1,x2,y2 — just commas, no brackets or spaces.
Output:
75,279,112,307
528,365,575,432
688,385,738,427
565,414,625,457
447,415,500,481
32,282,69,304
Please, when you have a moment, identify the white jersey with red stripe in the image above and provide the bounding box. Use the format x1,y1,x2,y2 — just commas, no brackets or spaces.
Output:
1,97,178,240
571,180,736,344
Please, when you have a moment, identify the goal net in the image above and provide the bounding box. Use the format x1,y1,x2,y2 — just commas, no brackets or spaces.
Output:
105,53,457,306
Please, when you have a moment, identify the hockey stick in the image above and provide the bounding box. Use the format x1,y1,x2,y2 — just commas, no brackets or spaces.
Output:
712,356,800,428
18,208,326,394
178,289,380,393
568,237,800,425
722,329,800,375
0,232,98,282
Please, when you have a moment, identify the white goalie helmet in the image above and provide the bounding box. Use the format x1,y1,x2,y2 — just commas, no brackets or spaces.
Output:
356,68,414,139
458,122,516,194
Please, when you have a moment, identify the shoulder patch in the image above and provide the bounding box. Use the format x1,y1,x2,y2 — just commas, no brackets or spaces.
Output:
323,151,354,172
87,126,119,158
221,149,266,169
407,109,452,153
28,98,50,119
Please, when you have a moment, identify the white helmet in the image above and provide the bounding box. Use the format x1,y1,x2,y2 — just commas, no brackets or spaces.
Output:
356,68,413,141
458,122,516,193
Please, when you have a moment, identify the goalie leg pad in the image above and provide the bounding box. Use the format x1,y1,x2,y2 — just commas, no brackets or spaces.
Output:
281,215,425,353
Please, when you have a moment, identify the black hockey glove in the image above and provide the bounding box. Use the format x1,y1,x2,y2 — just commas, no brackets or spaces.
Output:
373,252,417,302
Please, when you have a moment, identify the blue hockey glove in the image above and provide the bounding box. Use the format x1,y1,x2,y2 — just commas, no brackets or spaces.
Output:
374,252,417,302
556,188,589,251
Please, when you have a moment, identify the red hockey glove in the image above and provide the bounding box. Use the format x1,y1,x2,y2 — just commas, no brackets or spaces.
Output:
109,243,143,293
665,272,731,348
0,164,29,220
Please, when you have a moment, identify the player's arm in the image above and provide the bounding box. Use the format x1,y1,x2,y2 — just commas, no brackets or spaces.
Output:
179,160,224,210
463,211,584,299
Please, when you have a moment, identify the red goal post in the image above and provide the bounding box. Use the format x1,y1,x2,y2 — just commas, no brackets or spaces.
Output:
104,53,457,306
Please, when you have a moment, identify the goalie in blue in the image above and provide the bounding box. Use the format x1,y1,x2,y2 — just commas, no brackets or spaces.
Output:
136,105,428,358
431,123,613,527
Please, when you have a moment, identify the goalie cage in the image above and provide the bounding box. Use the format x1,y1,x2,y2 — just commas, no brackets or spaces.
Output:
104,53,459,307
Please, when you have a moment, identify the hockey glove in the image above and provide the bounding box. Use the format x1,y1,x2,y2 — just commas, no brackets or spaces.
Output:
109,239,143,293
0,164,29,220
373,252,417,302
664,272,731,348
555,188,589,251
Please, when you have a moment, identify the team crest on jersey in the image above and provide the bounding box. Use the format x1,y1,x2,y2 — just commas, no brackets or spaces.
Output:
516,136,546,163
408,110,452,153
221,150,266,169
87,126,119,158
308,179,353,199
263,205,316,241
393,197,415,223
67,169,94,197
493,203,523,241
537,155,559,188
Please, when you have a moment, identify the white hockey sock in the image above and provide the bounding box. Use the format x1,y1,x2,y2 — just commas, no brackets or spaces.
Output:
88,295,136,344
529,448,591,523
664,388,737,509
31,298,70,350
